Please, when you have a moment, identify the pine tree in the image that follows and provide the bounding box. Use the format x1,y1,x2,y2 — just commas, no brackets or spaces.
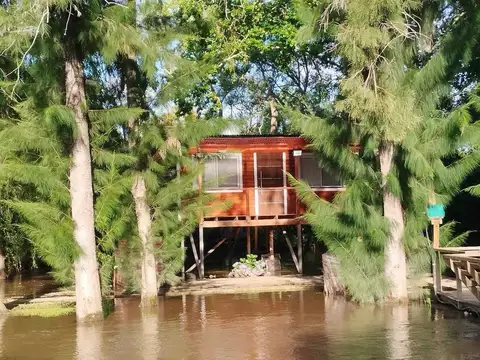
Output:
291,0,480,302
0,0,172,320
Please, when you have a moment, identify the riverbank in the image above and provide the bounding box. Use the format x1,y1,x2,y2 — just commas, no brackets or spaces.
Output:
2,274,468,308
164,275,324,297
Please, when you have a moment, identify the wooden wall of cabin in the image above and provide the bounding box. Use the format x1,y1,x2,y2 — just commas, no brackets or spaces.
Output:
202,149,339,218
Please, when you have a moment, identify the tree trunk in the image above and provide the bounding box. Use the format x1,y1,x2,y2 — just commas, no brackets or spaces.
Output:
322,252,347,296
0,249,5,280
269,95,278,134
124,52,159,308
132,176,158,308
65,54,103,321
379,141,408,301
0,279,7,315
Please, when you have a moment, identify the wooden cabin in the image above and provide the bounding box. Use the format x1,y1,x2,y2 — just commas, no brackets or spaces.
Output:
188,135,344,278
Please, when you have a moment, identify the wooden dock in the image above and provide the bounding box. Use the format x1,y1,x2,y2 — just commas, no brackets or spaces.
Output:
433,247,480,315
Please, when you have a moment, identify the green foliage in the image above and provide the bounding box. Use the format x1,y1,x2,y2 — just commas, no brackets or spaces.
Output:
290,0,480,302
0,183,32,275
174,0,338,130
238,254,262,269
10,302,76,317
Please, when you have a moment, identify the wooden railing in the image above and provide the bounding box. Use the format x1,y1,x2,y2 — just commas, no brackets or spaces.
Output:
434,247,480,301
204,186,343,219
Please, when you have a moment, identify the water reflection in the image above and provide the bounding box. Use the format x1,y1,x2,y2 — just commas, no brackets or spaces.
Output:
141,310,160,360
1,291,480,359
386,305,410,360
76,322,103,360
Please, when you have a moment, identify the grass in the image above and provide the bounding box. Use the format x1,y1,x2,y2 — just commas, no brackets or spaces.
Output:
10,302,75,317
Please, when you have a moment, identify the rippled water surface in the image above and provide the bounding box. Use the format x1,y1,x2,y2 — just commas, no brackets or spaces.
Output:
2,290,480,360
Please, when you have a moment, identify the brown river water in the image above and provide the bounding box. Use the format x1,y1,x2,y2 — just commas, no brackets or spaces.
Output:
2,288,480,359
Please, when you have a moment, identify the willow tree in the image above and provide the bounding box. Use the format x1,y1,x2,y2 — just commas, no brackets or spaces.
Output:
292,0,480,301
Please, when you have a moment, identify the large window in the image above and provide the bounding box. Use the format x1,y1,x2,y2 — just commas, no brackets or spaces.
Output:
203,153,242,190
299,153,343,187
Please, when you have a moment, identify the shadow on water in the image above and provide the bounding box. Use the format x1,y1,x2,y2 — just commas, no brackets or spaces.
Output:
1,291,480,359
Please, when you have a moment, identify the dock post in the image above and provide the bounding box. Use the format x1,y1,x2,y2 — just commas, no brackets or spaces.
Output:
199,225,204,279
297,224,303,275
181,237,185,280
247,227,251,254
432,219,440,249
269,228,274,257
433,250,442,294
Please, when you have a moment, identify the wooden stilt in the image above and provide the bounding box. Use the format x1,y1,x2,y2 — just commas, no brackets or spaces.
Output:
189,233,201,278
254,227,258,251
199,225,204,279
181,237,185,280
269,229,274,257
283,230,299,272
247,227,251,254
227,228,241,267
186,237,227,273
297,224,303,275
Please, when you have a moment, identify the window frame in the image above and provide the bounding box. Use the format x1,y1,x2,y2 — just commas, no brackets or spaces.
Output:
299,152,344,189
202,152,243,192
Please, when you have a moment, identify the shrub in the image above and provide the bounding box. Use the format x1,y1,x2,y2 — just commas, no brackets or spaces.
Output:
228,254,267,278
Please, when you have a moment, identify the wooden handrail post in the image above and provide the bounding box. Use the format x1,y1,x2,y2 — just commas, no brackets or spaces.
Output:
247,227,251,254
433,250,442,295
432,218,440,249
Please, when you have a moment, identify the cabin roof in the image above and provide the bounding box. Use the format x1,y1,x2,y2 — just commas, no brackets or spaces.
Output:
193,135,310,152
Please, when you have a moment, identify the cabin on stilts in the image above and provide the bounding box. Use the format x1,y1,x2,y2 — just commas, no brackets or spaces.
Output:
186,135,344,279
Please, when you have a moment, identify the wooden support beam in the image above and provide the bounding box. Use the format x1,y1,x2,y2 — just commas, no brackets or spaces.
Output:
247,227,251,254
474,269,480,286
269,229,274,257
189,233,201,278
297,224,303,275
450,258,463,298
199,226,204,279
254,227,258,251
294,154,300,215
283,230,299,273
432,219,440,249
181,237,185,280
186,237,227,273
201,218,303,228
433,250,442,294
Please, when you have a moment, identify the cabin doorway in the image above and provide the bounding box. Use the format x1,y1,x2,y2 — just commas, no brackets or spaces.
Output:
254,152,287,216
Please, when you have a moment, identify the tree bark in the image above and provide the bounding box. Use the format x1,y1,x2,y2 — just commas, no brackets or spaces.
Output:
124,53,159,308
132,176,158,307
322,252,347,296
0,249,5,280
0,279,7,315
65,54,103,321
379,141,408,301
269,95,278,134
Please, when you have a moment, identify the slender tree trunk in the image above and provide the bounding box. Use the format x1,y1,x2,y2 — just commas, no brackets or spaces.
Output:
65,54,103,321
124,53,158,308
379,141,408,301
132,176,158,307
0,279,7,315
0,250,5,280
322,252,346,296
269,95,278,134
